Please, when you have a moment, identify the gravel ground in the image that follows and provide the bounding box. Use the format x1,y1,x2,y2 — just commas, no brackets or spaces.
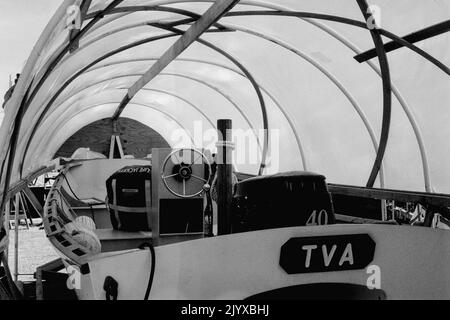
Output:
7,219,59,281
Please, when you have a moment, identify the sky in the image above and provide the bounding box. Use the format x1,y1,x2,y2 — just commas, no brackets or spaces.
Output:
0,0,61,124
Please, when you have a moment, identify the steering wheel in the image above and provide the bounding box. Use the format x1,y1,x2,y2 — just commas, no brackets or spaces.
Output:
161,149,211,198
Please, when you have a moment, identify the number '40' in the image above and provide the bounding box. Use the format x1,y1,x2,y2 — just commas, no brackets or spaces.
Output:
306,209,328,226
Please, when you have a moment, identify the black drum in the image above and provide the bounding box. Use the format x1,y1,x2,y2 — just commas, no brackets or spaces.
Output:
106,165,152,232
232,171,335,233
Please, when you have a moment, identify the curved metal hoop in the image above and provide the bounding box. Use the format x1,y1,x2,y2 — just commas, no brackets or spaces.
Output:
355,0,392,188
6,1,442,204
86,2,442,187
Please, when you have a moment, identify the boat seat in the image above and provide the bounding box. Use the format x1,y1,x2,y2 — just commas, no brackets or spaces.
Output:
93,229,152,253
59,187,113,229
60,187,106,209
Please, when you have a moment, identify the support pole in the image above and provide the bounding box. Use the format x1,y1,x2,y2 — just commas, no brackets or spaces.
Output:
109,135,116,159
381,199,387,221
4,199,10,257
14,193,20,282
18,193,30,229
22,187,43,218
216,119,233,235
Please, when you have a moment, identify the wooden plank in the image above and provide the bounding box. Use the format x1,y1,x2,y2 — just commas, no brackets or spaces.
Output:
22,187,43,218
355,20,450,62
109,135,115,159
80,0,93,18
115,135,125,159
112,0,240,120
328,184,450,208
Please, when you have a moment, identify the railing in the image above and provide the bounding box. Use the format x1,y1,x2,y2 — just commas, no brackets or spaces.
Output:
235,172,450,222
328,184,450,222
43,163,96,265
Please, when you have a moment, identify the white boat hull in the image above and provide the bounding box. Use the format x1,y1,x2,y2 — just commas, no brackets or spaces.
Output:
68,224,450,300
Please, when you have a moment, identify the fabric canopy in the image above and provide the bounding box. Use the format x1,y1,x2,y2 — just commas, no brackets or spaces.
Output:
0,0,449,198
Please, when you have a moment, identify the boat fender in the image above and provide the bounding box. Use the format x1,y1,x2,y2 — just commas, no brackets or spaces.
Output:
64,222,101,254
74,216,96,230
103,276,118,301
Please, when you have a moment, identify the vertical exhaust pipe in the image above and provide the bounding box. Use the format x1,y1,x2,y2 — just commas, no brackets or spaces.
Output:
216,119,233,235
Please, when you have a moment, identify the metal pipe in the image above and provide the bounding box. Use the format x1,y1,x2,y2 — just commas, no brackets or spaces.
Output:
14,193,20,282
216,119,233,235
356,0,392,188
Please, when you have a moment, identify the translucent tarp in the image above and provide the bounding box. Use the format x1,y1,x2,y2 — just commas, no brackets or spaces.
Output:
0,0,449,195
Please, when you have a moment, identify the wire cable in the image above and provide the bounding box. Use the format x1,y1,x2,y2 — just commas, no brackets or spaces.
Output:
61,173,97,225
139,242,156,300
